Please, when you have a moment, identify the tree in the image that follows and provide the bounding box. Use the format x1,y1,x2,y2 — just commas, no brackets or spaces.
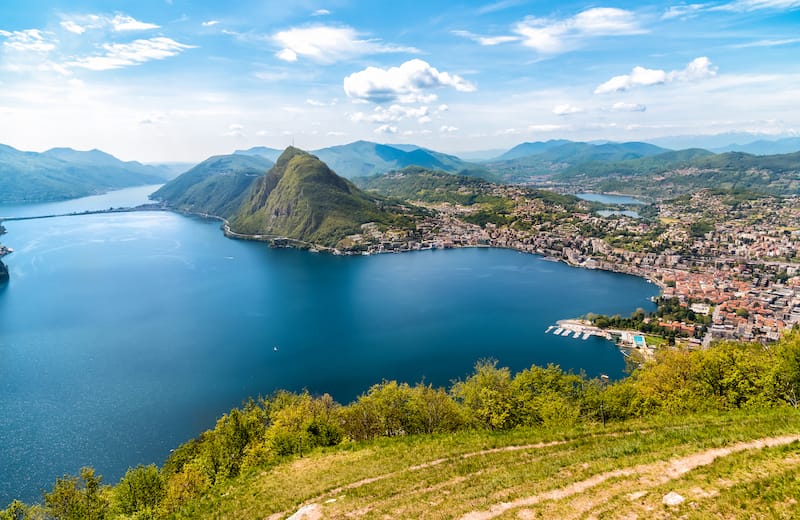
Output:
113,465,164,516
451,359,516,429
43,467,108,520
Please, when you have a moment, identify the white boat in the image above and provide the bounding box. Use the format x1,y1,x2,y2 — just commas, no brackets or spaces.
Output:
573,331,581,338
554,327,563,335
561,329,572,336
582,332,591,340
545,325,555,333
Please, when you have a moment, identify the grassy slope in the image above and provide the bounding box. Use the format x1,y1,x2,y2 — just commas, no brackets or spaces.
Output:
182,408,800,519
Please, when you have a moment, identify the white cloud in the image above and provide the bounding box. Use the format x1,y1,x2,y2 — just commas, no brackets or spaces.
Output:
351,104,431,124
732,38,800,48
594,56,717,93
273,25,417,64
717,0,800,11
1,29,57,53
111,15,160,32
312,9,331,16
343,59,476,104
552,103,582,115
276,48,298,62
661,4,706,19
374,124,397,134
202,20,220,27
513,7,644,55
528,124,566,132
224,123,244,137
451,30,520,46
57,14,159,34
440,125,458,133
60,21,86,34
66,37,195,71
305,98,337,106
610,102,647,112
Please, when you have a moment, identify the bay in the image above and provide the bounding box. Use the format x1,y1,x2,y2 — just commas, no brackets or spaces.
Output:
0,189,657,504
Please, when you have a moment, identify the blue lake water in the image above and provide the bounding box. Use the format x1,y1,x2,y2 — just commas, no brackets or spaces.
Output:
0,187,657,504
576,193,646,205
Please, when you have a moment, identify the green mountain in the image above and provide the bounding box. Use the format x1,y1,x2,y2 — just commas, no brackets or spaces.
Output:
0,144,170,204
151,154,274,218
231,147,408,247
355,166,497,205
236,141,490,179
497,139,574,160
560,148,715,178
486,141,670,181
586,150,800,197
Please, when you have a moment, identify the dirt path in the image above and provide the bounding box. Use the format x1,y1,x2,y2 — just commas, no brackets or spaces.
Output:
458,434,800,520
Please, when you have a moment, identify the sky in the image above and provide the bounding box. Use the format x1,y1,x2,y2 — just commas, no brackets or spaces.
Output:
0,0,799,162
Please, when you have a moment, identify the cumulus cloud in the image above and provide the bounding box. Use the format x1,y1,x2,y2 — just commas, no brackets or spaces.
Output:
374,124,397,134
0,29,57,53
594,56,717,94
224,123,244,137
312,9,331,16
552,103,582,116
440,125,458,133
61,21,87,34
513,7,644,55
343,59,476,104
66,37,195,71
273,25,417,63
610,102,647,112
202,20,220,27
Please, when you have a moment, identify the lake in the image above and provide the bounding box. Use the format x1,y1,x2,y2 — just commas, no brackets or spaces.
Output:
576,193,646,205
0,187,658,504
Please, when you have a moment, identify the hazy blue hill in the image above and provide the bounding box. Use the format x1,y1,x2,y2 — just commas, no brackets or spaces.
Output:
496,139,573,160
232,147,406,247
151,154,273,218
712,137,800,155
311,140,488,178
234,146,284,163
0,144,170,204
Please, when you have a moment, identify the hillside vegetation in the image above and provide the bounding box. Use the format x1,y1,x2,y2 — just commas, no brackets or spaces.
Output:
0,144,170,204
231,148,417,247
4,332,799,519
151,155,274,218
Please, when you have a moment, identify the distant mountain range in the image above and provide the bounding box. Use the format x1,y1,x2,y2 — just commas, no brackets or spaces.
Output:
0,144,172,204
235,140,490,180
